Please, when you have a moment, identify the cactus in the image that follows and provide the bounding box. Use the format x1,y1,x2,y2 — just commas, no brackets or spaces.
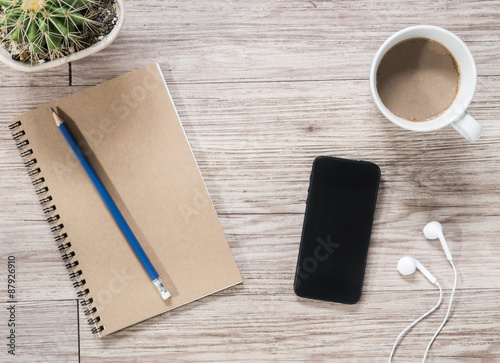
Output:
0,0,102,63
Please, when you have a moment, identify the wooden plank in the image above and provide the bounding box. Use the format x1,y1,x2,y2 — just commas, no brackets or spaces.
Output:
0,64,69,87
0,300,78,362
71,0,500,85
79,289,500,361
220,213,500,292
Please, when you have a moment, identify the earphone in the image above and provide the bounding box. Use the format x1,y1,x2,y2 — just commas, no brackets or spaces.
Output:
423,221,453,262
422,221,457,362
397,256,438,285
390,257,442,362
389,221,458,363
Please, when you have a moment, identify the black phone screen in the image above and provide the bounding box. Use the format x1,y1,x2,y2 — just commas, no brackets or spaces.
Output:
294,156,380,304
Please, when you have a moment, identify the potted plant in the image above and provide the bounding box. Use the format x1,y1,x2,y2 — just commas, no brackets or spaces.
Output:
0,0,124,72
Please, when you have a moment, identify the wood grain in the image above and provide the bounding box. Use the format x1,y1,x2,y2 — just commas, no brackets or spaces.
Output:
72,0,500,85
1,0,500,361
0,300,78,362
0,64,69,87
78,290,500,362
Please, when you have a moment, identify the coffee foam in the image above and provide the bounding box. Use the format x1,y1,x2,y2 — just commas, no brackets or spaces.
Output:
376,37,459,122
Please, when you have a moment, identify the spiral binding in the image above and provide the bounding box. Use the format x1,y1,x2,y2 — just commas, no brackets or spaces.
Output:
61,251,75,260
58,242,72,250
8,120,105,335
40,196,52,204
85,307,97,316
36,185,48,195
80,297,93,306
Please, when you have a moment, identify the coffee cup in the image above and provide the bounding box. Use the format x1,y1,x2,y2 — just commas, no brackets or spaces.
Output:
370,25,482,142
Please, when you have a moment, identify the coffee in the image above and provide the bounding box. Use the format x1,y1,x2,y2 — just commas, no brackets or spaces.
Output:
376,37,460,122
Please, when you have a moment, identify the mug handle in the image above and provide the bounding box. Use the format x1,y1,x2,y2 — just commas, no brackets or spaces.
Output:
451,113,483,142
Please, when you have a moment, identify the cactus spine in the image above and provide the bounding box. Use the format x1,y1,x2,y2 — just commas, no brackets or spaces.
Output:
0,0,101,63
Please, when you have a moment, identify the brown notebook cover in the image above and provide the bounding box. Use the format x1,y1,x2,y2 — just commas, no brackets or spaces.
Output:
9,64,242,337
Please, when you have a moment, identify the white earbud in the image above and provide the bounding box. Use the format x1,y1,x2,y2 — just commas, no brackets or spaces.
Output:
391,256,444,362
398,256,438,285
423,221,453,262
392,221,458,362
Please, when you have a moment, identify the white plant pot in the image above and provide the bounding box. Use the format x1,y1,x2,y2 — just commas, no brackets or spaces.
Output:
0,0,125,72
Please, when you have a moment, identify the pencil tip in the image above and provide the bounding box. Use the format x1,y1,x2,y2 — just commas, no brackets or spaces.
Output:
51,107,63,126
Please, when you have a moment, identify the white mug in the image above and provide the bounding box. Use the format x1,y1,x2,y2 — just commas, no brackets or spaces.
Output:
370,25,482,142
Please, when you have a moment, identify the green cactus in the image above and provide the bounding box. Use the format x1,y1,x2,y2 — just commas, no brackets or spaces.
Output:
0,0,102,63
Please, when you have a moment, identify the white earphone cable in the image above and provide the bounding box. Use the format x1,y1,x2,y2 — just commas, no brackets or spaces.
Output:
422,261,457,362
389,283,443,362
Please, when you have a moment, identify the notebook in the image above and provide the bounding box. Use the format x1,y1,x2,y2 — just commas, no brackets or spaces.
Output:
9,63,242,337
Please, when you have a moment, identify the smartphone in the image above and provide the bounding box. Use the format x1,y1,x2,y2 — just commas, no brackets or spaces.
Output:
294,156,380,304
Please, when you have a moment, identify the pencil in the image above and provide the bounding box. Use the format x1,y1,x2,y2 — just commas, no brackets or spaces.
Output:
51,107,171,300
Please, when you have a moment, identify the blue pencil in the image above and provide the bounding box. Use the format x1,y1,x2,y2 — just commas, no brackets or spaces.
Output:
51,107,170,300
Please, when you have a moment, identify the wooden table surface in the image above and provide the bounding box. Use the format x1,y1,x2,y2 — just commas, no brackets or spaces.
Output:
1,1,500,362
